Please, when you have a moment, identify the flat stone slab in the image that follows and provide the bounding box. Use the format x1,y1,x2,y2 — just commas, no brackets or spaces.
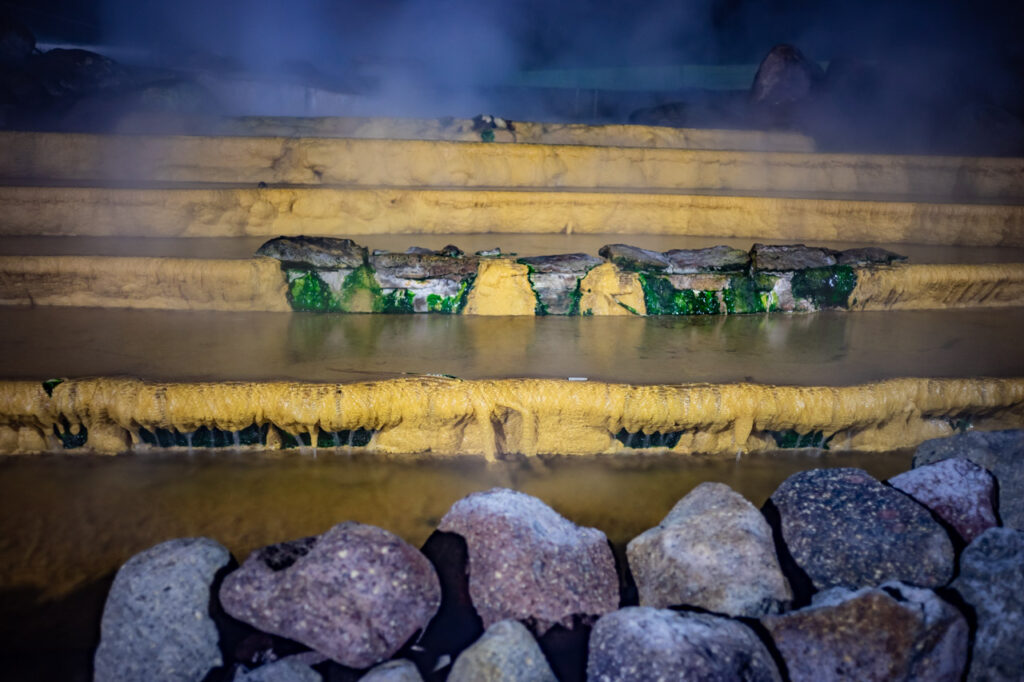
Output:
587,607,782,681
598,244,670,271
752,243,839,271
663,245,751,273
763,582,967,682
219,522,440,669
913,429,1024,529
837,246,907,266
769,468,954,590
437,488,619,633
448,620,557,682
952,528,1024,681
888,457,998,543
627,482,791,616
94,537,230,682
256,236,367,269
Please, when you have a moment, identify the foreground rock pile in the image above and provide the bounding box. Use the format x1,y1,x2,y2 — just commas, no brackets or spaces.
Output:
93,430,1024,681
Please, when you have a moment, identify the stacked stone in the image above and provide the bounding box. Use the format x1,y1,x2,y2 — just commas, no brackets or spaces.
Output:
94,430,1023,681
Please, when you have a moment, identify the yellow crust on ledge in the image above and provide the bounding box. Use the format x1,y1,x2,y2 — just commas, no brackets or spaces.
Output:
2,185,1023,246
3,132,1021,200
0,255,290,311
462,260,536,315
850,263,1024,310
1,377,1021,457
578,263,646,315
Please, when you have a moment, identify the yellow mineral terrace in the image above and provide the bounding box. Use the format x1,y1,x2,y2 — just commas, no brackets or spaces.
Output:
2,377,1021,457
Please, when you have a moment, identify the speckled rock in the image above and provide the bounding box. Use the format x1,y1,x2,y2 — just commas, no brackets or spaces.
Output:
360,659,424,682
663,245,751,273
437,488,618,634
257,236,367,269
94,537,230,682
750,44,824,109
627,482,791,616
517,253,602,314
219,522,441,669
888,458,998,543
913,430,1024,529
448,620,556,682
370,251,479,279
751,243,839,271
232,657,323,682
952,528,1024,681
769,468,954,590
598,244,670,271
762,582,967,682
587,607,782,682
837,247,907,266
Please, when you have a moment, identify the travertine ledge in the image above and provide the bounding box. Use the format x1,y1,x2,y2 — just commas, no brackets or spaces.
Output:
2,377,1021,457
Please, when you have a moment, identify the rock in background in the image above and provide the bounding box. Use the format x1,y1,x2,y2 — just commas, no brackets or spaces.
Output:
888,457,998,543
448,620,556,682
763,582,967,682
627,481,791,616
219,522,440,669
93,537,231,682
587,607,781,682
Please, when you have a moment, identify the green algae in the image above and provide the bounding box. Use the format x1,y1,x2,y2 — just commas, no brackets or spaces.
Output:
639,274,720,316
723,274,779,314
338,264,384,312
770,429,834,449
287,270,340,312
791,266,857,309
41,378,63,397
381,289,416,314
427,277,474,314
53,424,87,449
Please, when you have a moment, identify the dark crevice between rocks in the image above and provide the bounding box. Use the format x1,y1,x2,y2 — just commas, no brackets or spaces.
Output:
204,556,315,682
760,499,816,609
768,429,834,450
259,536,318,572
53,415,87,449
279,428,376,449
614,428,683,450
535,615,591,682
737,617,792,682
138,424,269,449
414,530,484,681
311,659,367,682
933,585,979,681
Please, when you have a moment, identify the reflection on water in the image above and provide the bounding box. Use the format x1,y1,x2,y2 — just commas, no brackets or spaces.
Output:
0,449,912,598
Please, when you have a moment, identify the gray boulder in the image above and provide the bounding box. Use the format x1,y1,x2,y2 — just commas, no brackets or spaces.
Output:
888,458,998,543
370,251,479,279
627,482,791,616
837,247,907,266
763,582,967,682
769,468,954,590
518,253,602,314
663,245,751,273
94,537,230,682
360,659,424,682
952,528,1024,681
232,657,322,682
448,620,556,682
598,244,670,271
256,236,368,269
751,243,839,271
437,488,618,634
913,430,1024,529
219,522,440,669
587,607,782,682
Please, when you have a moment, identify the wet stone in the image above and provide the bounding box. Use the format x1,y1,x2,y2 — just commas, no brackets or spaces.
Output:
437,488,619,634
750,44,824,110
448,620,557,682
94,537,230,682
952,528,1024,682
888,458,998,543
587,607,782,682
662,245,751,273
913,429,1024,529
360,659,424,682
837,247,907,266
763,582,967,682
519,254,602,315
232,657,323,682
370,252,479,279
257,236,367,269
219,521,441,669
769,468,954,591
751,243,839,271
598,244,670,271
626,482,792,616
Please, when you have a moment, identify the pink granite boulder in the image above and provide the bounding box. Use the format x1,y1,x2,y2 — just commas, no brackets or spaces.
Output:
437,488,618,634
219,522,440,669
888,457,998,543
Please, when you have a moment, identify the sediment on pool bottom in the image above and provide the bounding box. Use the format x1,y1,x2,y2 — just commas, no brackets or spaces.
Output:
0,377,1021,457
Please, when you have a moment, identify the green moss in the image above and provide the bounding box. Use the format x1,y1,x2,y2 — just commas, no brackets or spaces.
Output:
427,277,474,314
381,289,416,314
41,378,63,397
288,271,340,312
770,429,833,449
723,274,779,314
339,264,383,312
639,274,720,316
480,129,495,142
791,266,857,309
